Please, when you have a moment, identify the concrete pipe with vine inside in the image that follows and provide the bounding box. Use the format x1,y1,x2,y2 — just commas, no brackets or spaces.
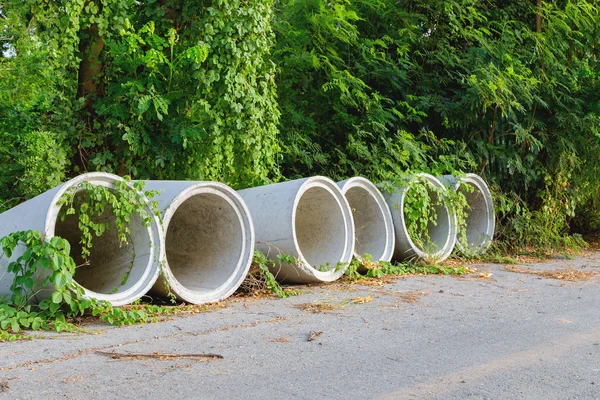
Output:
438,173,495,254
337,177,394,263
144,181,254,304
384,173,457,263
0,173,163,306
237,176,355,283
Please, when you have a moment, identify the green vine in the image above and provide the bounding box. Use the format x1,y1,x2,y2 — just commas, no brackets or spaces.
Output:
401,177,442,253
250,251,299,299
56,179,160,262
0,228,185,342
344,253,467,280
0,231,140,341
443,177,475,256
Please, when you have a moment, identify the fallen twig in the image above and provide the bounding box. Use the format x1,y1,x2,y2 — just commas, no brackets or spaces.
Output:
307,330,323,342
96,351,223,361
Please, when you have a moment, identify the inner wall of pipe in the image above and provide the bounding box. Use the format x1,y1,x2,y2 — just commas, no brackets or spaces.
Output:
459,183,489,247
165,193,243,293
345,186,386,259
295,187,346,269
405,186,450,253
54,191,151,295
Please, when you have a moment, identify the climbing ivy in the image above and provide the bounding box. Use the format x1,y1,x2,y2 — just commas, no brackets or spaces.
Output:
0,230,143,342
56,179,160,261
94,0,282,187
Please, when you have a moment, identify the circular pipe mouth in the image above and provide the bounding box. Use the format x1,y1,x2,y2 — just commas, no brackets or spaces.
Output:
340,177,394,262
292,177,354,281
162,184,254,304
399,174,456,262
456,173,495,253
46,173,160,306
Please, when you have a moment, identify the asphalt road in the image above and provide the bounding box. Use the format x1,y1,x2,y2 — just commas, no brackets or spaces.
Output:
1,252,599,400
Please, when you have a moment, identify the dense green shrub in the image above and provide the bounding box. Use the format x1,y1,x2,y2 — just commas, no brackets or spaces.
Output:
272,0,600,251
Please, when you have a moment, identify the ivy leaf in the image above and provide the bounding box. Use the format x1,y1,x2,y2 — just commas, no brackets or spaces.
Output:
51,291,63,304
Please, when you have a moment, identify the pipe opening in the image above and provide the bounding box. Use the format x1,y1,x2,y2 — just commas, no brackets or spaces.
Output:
295,186,346,270
459,183,490,248
345,186,386,259
165,193,243,293
54,190,152,295
404,185,451,254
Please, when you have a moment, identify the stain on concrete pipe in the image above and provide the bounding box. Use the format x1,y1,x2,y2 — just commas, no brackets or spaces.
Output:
0,173,162,306
439,173,495,254
144,181,254,304
384,173,457,263
237,176,355,283
337,177,394,263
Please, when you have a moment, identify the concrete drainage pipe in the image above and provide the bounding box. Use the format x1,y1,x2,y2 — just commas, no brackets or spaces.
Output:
237,176,355,283
384,173,457,263
144,181,254,304
439,173,495,254
0,173,162,306
337,177,394,263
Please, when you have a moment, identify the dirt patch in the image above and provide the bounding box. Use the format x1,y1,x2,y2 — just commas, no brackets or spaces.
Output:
399,291,430,303
295,301,347,313
504,266,598,281
456,270,495,281
351,296,373,304
375,290,431,303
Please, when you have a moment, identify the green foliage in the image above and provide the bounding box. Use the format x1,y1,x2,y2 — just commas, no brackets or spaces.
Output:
0,228,186,342
1,0,280,192
344,253,467,280
0,7,70,210
251,250,299,298
0,231,92,341
274,0,600,252
401,178,441,252
92,1,281,187
0,131,69,212
443,177,475,255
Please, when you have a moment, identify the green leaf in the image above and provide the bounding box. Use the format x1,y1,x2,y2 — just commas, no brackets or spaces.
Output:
53,272,67,289
32,320,41,330
51,291,63,304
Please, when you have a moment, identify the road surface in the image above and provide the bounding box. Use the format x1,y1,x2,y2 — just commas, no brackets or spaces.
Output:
1,253,599,399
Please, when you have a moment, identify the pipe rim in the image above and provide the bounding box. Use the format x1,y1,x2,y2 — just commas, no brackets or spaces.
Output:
291,176,355,282
160,182,254,304
340,177,395,262
455,173,495,253
45,173,162,306
397,173,457,262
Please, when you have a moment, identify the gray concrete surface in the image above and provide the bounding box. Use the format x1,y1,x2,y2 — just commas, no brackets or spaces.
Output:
1,252,600,400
